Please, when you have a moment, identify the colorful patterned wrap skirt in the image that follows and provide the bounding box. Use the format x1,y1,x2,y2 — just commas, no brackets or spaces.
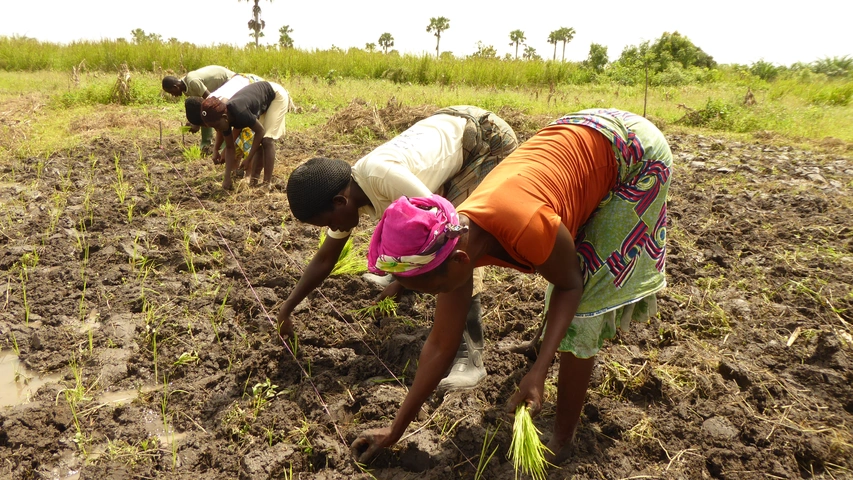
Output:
543,109,672,358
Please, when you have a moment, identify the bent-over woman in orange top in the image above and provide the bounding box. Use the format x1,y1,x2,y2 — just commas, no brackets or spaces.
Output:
352,109,673,470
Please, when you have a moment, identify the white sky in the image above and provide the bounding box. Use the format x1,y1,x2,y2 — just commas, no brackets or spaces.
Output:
2,0,851,66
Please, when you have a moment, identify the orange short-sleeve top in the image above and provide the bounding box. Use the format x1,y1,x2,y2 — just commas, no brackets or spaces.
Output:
457,124,617,272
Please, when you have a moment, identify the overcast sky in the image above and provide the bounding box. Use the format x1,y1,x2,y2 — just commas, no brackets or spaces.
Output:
2,0,850,66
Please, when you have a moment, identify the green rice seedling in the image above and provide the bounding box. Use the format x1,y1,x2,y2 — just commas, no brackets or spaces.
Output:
46,190,67,239
78,219,90,322
113,153,130,205
126,198,136,224
9,331,20,355
509,404,551,480
287,332,299,356
160,381,189,469
210,286,231,343
19,268,29,325
181,226,198,280
142,298,168,381
182,145,202,161
60,168,73,194
288,418,314,454
350,297,399,320
318,230,368,276
173,351,199,367
475,423,501,480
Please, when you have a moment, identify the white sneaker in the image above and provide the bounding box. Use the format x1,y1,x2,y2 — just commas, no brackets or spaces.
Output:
361,273,394,288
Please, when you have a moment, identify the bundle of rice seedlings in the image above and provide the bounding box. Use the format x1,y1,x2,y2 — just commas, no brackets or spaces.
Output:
508,404,551,480
318,231,368,276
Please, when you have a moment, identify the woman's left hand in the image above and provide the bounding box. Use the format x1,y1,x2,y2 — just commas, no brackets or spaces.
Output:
507,370,546,417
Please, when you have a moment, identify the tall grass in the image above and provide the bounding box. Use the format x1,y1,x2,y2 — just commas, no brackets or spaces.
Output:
0,36,599,87
0,35,851,149
7,35,849,91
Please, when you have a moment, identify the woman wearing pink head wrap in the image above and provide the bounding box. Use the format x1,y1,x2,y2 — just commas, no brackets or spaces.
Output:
352,109,672,470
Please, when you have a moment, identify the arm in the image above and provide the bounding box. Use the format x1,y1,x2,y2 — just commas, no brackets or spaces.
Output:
352,274,473,462
277,234,349,335
221,137,237,190
509,223,584,414
202,89,211,99
212,130,225,164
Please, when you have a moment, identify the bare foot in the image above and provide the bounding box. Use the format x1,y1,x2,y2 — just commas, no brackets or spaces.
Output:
544,432,574,466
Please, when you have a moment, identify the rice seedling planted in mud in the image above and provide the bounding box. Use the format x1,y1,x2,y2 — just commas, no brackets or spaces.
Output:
77,219,90,321
509,404,551,480
17,251,38,325
350,297,399,320
113,153,130,205
475,423,501,480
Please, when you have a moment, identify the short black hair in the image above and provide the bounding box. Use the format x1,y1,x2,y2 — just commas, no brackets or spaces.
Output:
162,75,181,90
286,157,352,222
184,97,203,126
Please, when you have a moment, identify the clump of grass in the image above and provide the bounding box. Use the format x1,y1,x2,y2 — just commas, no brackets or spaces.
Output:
350,297,398,319
182,145,202,161
318,231,368,276
508,404,551,480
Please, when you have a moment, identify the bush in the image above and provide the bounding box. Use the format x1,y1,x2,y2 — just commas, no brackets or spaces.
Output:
809,83,853,106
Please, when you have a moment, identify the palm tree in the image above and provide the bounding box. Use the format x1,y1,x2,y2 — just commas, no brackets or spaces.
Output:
547,30,560,61
522,44,540,61
241,0,272,47
509,30,526,60
426,17,450,58
378,32,394,54
365,43,377,52
278,25,294,49
558,27,576,62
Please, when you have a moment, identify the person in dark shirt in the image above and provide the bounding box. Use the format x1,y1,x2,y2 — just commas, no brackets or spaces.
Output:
200,81,290,189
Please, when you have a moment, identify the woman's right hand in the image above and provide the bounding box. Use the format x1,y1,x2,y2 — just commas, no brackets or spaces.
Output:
212,150,223,165
350,427,395,464
376,280,405,302
276,305,294,338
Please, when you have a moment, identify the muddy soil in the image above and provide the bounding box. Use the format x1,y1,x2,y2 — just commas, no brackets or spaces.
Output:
0,102,851,480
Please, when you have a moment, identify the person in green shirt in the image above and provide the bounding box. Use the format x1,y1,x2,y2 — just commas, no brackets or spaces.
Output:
162,65,236,153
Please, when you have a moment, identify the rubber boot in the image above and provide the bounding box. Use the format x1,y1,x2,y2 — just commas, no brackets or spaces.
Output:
438,294,487,393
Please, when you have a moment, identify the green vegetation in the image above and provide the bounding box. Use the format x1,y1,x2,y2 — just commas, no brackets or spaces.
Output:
0,35,850,156
317,231,368,276
350,297,399,320
509,404,551,480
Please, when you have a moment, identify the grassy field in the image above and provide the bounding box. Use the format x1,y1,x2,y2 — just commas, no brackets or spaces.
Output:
1,67,852,164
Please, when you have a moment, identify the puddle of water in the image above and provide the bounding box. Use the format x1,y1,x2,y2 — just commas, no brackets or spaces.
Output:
0,350,62,407
95,384,159,405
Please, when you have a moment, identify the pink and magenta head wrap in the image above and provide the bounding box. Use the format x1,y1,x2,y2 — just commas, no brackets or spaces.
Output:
367,195,468,277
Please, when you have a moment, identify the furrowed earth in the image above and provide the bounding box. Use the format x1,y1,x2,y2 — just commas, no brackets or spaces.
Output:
1,98,851,480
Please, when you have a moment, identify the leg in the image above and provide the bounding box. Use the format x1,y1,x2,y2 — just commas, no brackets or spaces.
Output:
546,352,595,464
261,137,275,184
437,293,487,393
222,145,236,190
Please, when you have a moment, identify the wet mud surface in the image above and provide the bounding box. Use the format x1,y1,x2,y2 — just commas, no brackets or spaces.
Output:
0,103,851,479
